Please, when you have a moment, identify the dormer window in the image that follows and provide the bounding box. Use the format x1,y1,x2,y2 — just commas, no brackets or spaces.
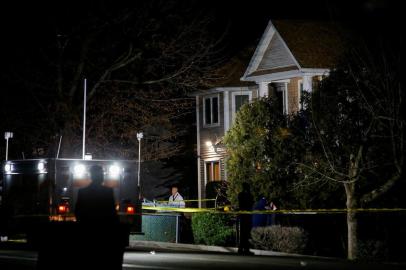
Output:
203,95,220,127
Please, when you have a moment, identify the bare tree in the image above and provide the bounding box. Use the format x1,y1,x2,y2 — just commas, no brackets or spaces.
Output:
300,46,403,260
3,2,227,160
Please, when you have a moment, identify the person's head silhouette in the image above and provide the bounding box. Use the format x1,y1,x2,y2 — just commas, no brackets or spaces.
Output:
89,165,104,186
242,182,250,192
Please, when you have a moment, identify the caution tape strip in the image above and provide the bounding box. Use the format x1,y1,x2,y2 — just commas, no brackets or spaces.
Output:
153,198,216,203
9,208,406,220
141,206,406,214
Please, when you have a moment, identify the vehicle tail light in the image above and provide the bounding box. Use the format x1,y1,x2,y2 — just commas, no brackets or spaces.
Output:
126,206,135,214
58,204,69,214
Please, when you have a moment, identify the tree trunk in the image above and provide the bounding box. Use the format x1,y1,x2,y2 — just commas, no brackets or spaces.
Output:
344,148,362,260
345,183,358,260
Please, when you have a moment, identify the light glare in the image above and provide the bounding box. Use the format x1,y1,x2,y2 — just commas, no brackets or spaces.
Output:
37,162,45,171
4,164,12,173
108,165,121,178
73,164,86,177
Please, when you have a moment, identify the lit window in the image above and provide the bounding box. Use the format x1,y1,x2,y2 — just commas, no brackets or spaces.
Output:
205,161,221,182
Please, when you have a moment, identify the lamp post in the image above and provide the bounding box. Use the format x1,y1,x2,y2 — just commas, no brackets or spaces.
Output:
4,132,13,161
82,78,87,160
136,132,143,198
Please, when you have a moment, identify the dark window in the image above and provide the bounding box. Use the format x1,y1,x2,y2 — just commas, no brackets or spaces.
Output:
204,98,211,124
276,88,284,113
270,83,285,114
204,96,219,125
234,95,249,113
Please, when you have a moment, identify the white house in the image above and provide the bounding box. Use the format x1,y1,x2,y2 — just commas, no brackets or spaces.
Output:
192,20,345,207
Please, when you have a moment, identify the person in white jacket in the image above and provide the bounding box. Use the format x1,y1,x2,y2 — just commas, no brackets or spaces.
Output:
168,185,185,208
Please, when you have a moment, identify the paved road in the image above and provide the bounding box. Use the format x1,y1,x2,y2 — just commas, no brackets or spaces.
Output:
0,249,405,270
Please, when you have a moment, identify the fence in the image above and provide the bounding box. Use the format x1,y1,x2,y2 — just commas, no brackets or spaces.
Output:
141,205,406,261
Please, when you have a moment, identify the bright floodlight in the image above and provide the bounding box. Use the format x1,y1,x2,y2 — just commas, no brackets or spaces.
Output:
205,141,212,147
137,132,143,141
4,132,13,139
37,161,45,171
108,164,121,178
73,164,86,177
4,164,12,173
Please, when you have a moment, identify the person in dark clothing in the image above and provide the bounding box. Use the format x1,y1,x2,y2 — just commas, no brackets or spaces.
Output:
252,195,268,228
75,165,118,224
74,165,125,270
36,165,125,270
237,182,254,255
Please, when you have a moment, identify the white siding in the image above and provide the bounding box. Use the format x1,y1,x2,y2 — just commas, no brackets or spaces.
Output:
257,33,296,70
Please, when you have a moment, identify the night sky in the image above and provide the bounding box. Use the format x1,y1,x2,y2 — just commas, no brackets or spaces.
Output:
0,0,402,159
0,0,401,62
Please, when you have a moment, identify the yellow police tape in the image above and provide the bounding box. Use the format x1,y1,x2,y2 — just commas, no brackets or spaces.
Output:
10,207,406,219
154,198,216,203
142,206,406,214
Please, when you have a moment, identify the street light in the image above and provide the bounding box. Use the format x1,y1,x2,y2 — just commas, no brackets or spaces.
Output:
4,132,13,161
137,132,143,198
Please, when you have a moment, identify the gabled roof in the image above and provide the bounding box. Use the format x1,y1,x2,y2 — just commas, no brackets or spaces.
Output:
243,20,346,79
274,20,346,68
211,46,257,87
189,46,256,96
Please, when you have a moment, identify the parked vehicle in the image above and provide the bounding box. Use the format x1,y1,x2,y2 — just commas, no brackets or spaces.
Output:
1,158,141,243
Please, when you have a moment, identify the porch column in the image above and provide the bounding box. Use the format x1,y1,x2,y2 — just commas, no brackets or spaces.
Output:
303,75,313,92
196,96,202,208
284,82,289,114
223,91,230,132
258,82,269,97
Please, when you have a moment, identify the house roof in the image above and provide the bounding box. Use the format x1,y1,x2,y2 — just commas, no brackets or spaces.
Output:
272,20,347,69
190,45,257,96
243,20,347,79
193,20,348,96
212,46,257,87
247,66,299,77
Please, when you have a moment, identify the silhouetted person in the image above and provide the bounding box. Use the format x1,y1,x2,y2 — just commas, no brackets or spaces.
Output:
75,165,124,270
237,182,254,255
75,165,118,223
252,195,268,228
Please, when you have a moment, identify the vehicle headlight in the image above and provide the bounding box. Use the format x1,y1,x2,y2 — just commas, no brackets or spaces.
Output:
108,164,121,178
73,164,86,177
4,164,13,174
37,161,45,172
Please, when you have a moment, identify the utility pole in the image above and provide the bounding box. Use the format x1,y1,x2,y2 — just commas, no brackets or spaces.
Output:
4,132,13,161
137,132,143,198
82,78,87,160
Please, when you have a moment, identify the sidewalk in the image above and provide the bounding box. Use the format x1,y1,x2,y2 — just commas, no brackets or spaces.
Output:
128,240,406,269
128,239,314,257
